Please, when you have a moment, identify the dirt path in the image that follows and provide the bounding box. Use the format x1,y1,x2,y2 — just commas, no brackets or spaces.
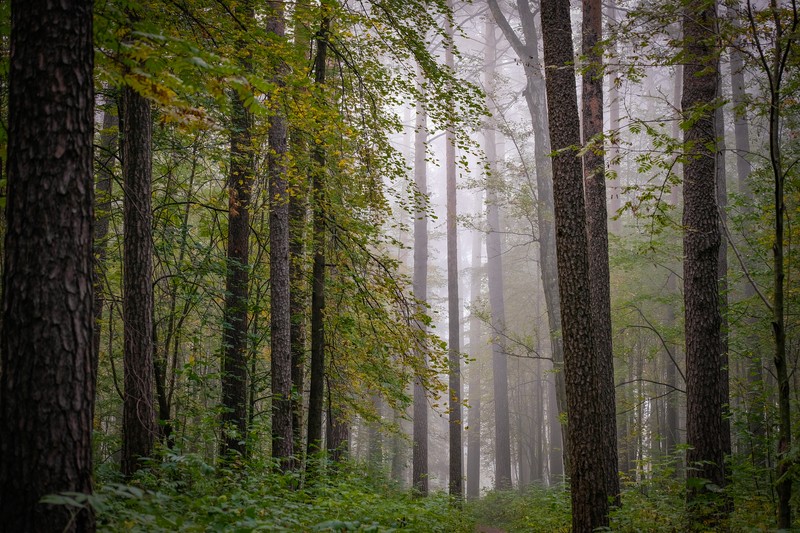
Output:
475,526,507,533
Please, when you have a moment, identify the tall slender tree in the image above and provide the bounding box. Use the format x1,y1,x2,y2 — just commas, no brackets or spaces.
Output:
268,0,294,469
0,0,96,530
466,192,483,500
412,66,430,496
582,0,619,504
121,81,157,477
540,0,610,527
681,0,727,523
484,20,513,491
221,1,255,459
444,0,463,501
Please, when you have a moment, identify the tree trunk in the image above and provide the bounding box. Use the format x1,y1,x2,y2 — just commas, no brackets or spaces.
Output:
307,16,330,457
467,202,483,499
445,0,463,501
681,1,727,523
221,54,254,458
484,20,513,491
121,84,157,477
540,0,610,528
268,0,294,470
582,0,619,505
412,66,429,496
0,1,95,529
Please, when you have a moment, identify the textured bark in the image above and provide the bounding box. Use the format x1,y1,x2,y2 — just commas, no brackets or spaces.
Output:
466,206,483,500
540,0,609,528
0,1,95,529
121,84,157,477
411,67,429,496
268,0,294,470
487,0,569,476
582,0,619,505
484,21,513,491
681,1,727,523
221,84,254,458
307,18,329,457
445,0,463,501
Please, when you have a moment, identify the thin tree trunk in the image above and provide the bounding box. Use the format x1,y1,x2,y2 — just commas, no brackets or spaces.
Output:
484,20,513,491
582,0,619,505
540,0,609,527
0,1,95,529
267,0,293,470
221,14,255,454
121,83,157,477
445,0,463,500
307,16,330,457
412,65,429,496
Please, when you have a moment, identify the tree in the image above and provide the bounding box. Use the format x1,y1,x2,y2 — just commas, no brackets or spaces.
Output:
582,0,619,503
0,0,96,529
540,0,610,528
221,1,255,459
412,66,430,496
483,20,513,491
445,0,463,501
681,0,727,523
121,81,157,477
268,0,294,470
466,193,483,500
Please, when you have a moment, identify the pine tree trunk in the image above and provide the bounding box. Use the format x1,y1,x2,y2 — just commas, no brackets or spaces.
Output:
582,0,619,504
221,83,254,458
540,0,610,527
484,20,513,491
681,1,727,523
411,66,429,496
267,0,294,470
121,84,157,477
0,1,96,529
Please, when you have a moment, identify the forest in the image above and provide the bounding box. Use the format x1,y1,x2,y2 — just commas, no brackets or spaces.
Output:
0,0,798,531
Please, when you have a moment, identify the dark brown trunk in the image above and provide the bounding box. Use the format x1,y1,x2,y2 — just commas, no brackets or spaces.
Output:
221,84,254,458
540,0,610,528
307,17,330,457
582,0,619,505
268,0,294,470
466,206,483,499
412,66,429,496
0,1,95,529
121,84,157,477
681,1,727,524
445,0,463,501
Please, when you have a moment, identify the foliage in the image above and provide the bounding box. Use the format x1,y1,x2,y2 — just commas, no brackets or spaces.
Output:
40,454,474,532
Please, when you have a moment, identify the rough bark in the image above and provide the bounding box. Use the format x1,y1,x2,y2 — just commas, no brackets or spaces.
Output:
484,21,513,491
540,0,609,528
221,74,254,459
268,0,294,470
0,1,95,529
582,0,619,504
681,0,727,523
307,17,330,457
121,84,157,477
412,66,429,496
445,0,463,501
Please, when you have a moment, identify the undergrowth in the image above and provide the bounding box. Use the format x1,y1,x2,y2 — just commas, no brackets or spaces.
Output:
76,453,473,532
